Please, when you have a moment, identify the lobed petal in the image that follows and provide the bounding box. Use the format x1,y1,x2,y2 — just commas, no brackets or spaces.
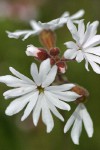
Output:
0,75,29,87
84,47,100,56
64,49,77,60
71,118,82,145
70,9,85,20
3,86,36,99
76,50,84,63
64,115,75,133
80,104,94,138
49,91,80,102
21,91,39,121
6,30,33,39
30,63,40,86
64,41,79,49
5,92,34,116
47,100,64,121
44,91,71,111
83,35,100,49
39,59,51,85
45,84,75,92
42,65,57,88
42,97,54,133
9,67,34,85
33,93,43,126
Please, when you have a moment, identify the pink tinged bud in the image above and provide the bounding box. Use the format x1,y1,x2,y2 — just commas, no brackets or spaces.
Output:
26,45,49,61
56,61,66,74
50,47,60,56
26,45,40,57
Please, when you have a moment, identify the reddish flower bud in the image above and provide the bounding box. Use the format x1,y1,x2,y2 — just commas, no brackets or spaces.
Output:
26,45,49,61
56,61,66,74
50,47,60,56
37,48,49,61
50,58,56,65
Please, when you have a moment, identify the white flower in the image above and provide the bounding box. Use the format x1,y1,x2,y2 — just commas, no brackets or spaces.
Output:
64,103,93,145
0,59,80,133
64,19,100,74
6,9,85,41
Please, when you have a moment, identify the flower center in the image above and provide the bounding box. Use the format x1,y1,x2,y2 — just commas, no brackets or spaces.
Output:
37,86,44,93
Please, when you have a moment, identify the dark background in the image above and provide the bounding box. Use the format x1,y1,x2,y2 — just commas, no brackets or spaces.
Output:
0,0,100,150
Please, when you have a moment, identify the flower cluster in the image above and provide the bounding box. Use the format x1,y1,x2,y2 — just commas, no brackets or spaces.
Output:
0,9,99,145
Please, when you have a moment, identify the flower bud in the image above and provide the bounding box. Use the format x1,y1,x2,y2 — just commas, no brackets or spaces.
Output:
50,47,60,56
56,61,66,74
71,85,89,104
50,58,56,65
26,45,49,61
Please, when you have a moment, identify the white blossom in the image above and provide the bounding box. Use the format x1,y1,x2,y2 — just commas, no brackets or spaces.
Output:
64,103,93,145
0,59,80,133
6,9,85,41
64,19,100,74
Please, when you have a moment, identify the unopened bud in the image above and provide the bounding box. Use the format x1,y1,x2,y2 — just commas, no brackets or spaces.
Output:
26,45,49,61
56,61,66,74
50,58,56,65
71,85,89,104
50,47,60,56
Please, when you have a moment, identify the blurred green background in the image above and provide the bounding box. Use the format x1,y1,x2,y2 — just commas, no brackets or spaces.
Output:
0,0,100,150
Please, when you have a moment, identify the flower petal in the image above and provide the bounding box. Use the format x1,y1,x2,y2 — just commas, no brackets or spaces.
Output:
80,104,94,138
6,30,33,39
67,19,77,35
42,65,57,88
70,9,85,20
87,21,99,40
22,31,38,41
39,59,51,84
9,67,34,85
0,75,29,87
89,61,100,74
64,41,79,49
5,92,34,116
33,93,43,126
30,20,41,30
64,49,77,59
50,91,80,102
45,84,75,92
42,97,54,133
78,20,85,43
64,115,75,133
44,91,71,111
83,35,100,48
71,117,82,145
30,63,40,86
67,19,79,42
21,91,39,121
61,11,70,18
76,50,84,63
85,53,100,64
47,100,64,121
3,86,36,99
85,59,90,71
84,47,100,56
81,22,92,45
